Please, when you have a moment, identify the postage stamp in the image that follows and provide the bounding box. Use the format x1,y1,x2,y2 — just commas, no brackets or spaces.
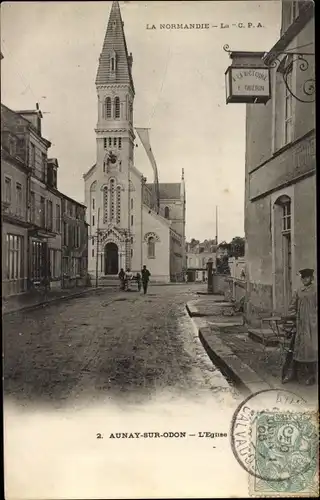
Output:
249,411,319,497
230,389,319,498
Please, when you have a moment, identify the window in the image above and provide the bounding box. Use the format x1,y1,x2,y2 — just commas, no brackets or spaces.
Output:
92,215,95,226
108,137,112,147
147,236,155,258
56,204,61,232
131,214,133,226
30,143,35,170
92,198,95,210
116,186,121,224
46,200,53,230
75,225,81,247
42,153,47,181
131,237,133,244
104,138,107,149
282,200,291,233
16,183,22,216
131,198,133,210
110,179,115,220
119,138,122,149
31,240,47,281
164,206,170,219
63,221,68,246
105,97,112,118
131,248,133,258
6,234,24,281
30,192,36,223
291,1,299,23
92,248,95,257
9,137,16,156
103,187,108,223
49,249,61,279
92,237,95,246
114,97,120,119
126,95,129,120
113,137,117,146
5,177,12,204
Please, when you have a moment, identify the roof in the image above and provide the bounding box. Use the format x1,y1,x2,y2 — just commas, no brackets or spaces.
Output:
146,182,181,200
83,163,97,180
56,189,87,208
96,1,134,91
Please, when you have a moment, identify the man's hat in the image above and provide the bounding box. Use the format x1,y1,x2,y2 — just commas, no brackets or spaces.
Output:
299,268,314,278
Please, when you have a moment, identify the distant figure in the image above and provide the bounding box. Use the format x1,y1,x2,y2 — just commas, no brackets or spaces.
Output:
125,268,133,291
141,265,151,294
185,274,188,283
118,268,125,290
136,272,141,291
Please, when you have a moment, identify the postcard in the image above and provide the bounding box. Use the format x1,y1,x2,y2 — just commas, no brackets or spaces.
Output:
1,1,317,498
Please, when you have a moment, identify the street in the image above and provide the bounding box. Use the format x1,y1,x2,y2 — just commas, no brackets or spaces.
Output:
4,285,244,499
4,284,239,408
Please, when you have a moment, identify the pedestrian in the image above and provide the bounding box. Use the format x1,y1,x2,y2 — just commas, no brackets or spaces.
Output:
136,272,141,292
282,268,317,385
118,268,125,290
125,268,133,291
141,265,151,295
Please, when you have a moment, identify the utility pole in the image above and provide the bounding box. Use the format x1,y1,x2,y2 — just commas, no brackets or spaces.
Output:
215,205,218,245
95,207,100,288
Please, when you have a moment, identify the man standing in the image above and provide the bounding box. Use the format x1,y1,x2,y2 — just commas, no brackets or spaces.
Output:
283,268,318,385
141,265,151,295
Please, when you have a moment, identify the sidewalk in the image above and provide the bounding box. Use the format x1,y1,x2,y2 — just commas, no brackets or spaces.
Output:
2,286,105,315
187,295,318,404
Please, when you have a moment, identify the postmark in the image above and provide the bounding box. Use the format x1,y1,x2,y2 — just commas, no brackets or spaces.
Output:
230,389,318,495
249,411,319,496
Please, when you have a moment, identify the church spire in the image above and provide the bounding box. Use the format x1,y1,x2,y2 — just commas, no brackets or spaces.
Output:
96,1,134,92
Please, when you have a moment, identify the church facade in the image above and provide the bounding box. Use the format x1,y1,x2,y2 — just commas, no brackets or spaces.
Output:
83,1,186,283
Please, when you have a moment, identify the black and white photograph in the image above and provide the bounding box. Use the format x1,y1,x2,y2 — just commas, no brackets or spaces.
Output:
1,0,317,498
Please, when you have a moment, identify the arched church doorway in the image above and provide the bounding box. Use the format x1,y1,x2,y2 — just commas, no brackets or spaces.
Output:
104,242,119,275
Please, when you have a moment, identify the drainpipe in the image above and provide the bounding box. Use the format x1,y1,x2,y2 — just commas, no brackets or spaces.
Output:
26,136,31,290
127,161,131,270
140,175,144,270
95,207,100,288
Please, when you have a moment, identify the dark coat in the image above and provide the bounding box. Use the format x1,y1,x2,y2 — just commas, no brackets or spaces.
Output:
141,269,151,283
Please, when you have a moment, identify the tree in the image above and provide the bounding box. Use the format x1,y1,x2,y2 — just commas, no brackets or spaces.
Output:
229,236,245,258
216,255,230,275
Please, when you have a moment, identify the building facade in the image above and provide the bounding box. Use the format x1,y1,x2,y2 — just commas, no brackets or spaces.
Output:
186,240,217,282
83,1,186,283
244,0,315,324
60,192,89,288
1,104,89,297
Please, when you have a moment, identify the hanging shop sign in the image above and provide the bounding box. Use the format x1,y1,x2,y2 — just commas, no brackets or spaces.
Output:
225,66,271,104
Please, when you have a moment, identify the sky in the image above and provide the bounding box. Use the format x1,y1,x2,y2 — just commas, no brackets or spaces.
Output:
1,0,281,242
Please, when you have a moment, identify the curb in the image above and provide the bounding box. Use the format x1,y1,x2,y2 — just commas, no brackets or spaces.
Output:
198,327,272,396
185,303,272,396
2,286,111,317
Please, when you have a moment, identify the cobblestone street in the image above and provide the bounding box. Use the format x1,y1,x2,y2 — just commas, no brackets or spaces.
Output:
4,285,239,408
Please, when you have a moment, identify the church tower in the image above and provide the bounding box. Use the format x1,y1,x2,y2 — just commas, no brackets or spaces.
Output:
94,0,135,274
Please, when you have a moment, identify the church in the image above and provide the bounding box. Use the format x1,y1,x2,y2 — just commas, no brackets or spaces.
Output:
84,1,186,283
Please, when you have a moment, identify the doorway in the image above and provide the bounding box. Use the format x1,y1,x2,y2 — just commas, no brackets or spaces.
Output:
104,242,118,275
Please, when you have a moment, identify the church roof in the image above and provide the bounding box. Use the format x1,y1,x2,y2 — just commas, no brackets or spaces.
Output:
96,1,134,91
146,182,181,200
